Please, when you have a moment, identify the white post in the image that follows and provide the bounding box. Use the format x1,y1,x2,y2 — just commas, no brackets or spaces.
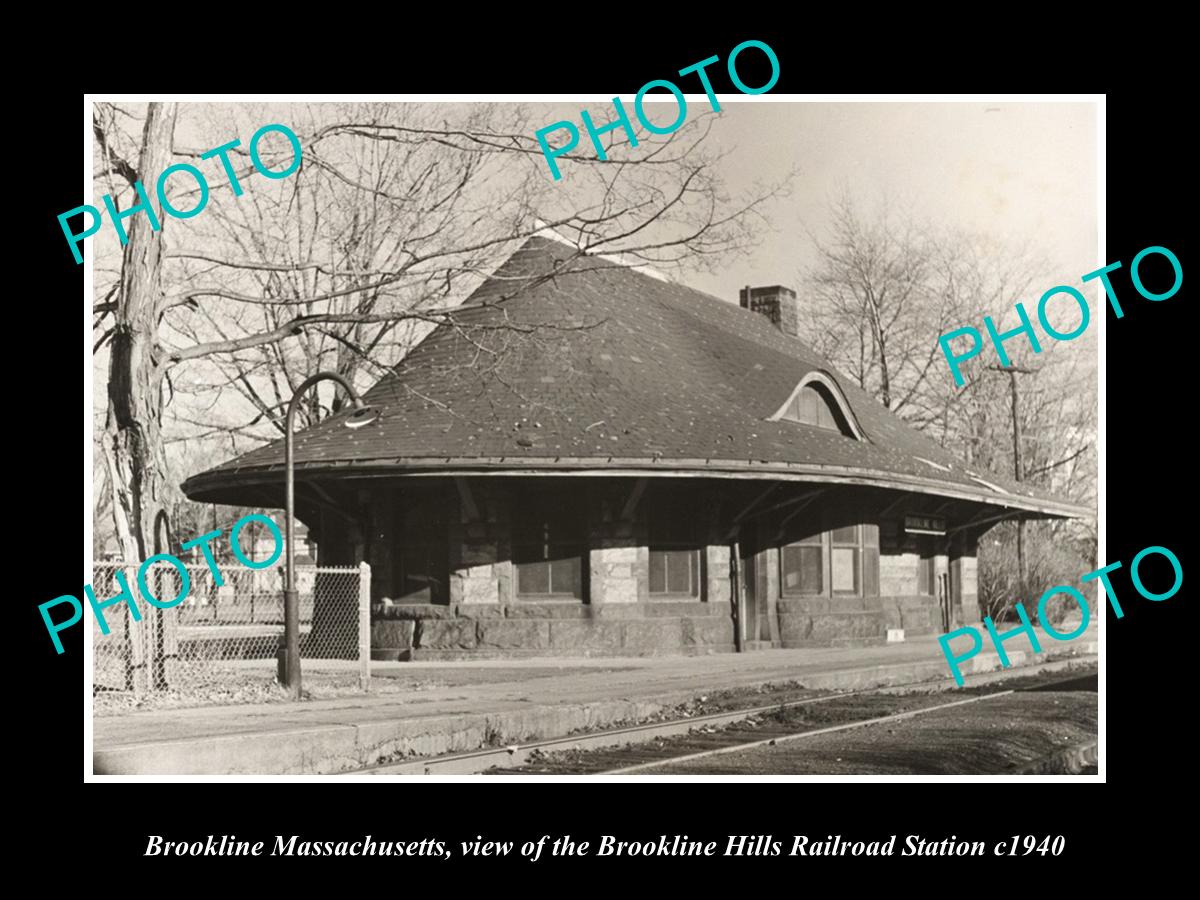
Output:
127,565,150,696
123,565,146,696
358,561,371,691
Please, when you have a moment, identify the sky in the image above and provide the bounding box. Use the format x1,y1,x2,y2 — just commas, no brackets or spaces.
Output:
103,99,1099,307
625,100,1099,304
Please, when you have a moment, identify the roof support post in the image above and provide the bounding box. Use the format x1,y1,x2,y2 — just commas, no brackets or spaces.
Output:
620,477,648,521
454,476,480,522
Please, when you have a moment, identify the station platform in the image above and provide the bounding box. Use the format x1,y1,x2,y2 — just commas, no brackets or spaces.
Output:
92,623,1098,775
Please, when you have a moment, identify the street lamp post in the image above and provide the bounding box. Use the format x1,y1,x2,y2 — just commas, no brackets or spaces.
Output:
281,372,379,700
152,509,174,692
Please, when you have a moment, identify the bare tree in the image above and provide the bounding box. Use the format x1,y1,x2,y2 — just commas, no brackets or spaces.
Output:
804,195,939,410
802,195,1043,420
799,194,1097,614
98,102,178,563
92,101,786,563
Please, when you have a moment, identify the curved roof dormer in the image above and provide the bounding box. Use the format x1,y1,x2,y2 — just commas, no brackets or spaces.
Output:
769,371,868,442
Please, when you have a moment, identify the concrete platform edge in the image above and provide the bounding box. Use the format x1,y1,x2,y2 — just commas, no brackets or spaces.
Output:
93,645,1099,776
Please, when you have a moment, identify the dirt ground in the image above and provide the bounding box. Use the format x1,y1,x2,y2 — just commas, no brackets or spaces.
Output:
492,666,1098,775
647,691,1096,774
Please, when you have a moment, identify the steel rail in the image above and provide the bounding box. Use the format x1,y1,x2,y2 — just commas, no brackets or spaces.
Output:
347,656,1095,776
602,690,1015,774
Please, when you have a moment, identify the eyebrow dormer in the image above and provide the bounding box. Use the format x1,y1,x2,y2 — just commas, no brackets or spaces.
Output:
771,371,866,440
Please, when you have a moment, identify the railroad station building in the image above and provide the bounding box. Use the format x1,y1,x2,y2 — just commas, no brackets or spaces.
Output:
182,235,1086,659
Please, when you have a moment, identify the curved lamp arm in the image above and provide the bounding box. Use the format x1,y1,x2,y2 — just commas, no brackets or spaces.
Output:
285,371,373,590
281,371,378,699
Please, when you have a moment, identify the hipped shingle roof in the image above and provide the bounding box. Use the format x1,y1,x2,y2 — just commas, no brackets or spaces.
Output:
182,236,1086,518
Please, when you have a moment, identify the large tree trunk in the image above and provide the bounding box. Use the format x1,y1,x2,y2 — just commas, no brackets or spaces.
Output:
102,102,178,564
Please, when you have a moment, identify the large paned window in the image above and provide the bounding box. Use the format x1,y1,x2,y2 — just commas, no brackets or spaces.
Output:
648,507,703,599
830,525,860,594
648,550,699,596
514,496,585,601
780,519,879,599
780,531,823,595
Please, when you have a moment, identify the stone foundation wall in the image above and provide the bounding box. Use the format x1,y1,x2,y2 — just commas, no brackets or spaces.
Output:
775,595,888,648
881,595,941,634
371,601,734,659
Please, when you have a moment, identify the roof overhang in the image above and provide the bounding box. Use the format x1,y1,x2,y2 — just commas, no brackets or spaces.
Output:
182,456,1090,520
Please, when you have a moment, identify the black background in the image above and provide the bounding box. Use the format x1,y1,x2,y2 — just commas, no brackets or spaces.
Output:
18,22,1189,881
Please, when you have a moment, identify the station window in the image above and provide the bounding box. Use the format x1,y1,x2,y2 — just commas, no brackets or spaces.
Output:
648,549,698,596
648,510,703,599
781,520,879,599
830,525,861,594
514,498,585,601
781,531,823,596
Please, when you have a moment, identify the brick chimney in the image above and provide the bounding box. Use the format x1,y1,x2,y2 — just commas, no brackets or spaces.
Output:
739,285,799,338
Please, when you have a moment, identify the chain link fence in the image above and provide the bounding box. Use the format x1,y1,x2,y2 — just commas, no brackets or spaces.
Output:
92,560,371,706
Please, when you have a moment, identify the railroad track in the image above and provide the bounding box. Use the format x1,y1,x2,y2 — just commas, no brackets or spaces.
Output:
598,690,1015,774
590,670,1097,776
347,657,1097,776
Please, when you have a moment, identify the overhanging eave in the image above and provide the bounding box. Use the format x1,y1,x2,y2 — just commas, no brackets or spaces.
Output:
182,456,1090,521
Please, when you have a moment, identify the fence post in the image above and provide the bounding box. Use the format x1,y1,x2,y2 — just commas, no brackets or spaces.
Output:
121,568,136,694
127,566,150,697
358,561,372,691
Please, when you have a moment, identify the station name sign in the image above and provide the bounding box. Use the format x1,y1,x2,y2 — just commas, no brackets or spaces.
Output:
904,515,946,536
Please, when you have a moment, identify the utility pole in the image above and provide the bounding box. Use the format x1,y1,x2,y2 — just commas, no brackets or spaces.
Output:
989,364,1038,591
